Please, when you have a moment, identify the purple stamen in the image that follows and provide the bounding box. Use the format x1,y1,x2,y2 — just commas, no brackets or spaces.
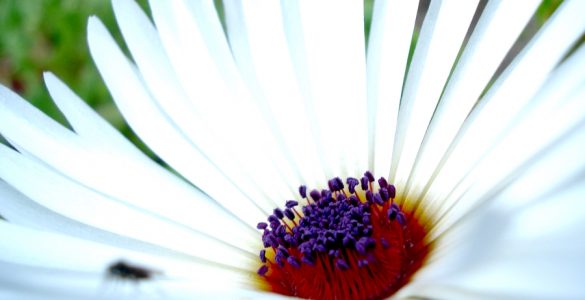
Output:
319,192,328,203
373,193,384,206
360,176,369,191
379,187,389,202
343,234,355,247
275,254,285,267
334,177,344,191
257,265,269,276
299,185,307,198
388,184,396,199
346,177,359,194
380,238,390,249
336,259,349,270
268,215,279,224
365,190,374,204
301,256,315,266
277,246,289,258
348,195,359,205
273,208,284,219
310,189,321,201
364,171,375,183
285,200,299,208
327,177,344,192
287,256,301,268
284,208,295,221
275,224,286,237
256,171,402,272
358,259,369,268
378,177,388,189
356,237,368,255
388,208,398,221
328,179,335,191
397,212,406,225
328,249,339,258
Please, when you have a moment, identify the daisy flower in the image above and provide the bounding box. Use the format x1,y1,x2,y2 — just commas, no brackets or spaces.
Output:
1,0,584,299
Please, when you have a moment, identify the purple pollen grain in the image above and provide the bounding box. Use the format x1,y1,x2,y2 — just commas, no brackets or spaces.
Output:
360,176,369,191
346,177,359,194
287,256,301,268
364,171,375,182
334,177,344,191
268,215,279,224
257,265,269,276
379,187,389,202
273,208,284,219
388,184,396,199
388,208,398,221
378,177,388,188
358,259,369,268
397,212,406,225
336,259,349,270
299,185,307,198
373,193,384,205
310,189,321,201
284,208,295,220
365,190,374,204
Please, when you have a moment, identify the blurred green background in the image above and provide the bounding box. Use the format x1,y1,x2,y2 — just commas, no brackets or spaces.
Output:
0,0,564,145
0,0,148,142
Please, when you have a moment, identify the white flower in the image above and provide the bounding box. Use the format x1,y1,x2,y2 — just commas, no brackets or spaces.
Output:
1,0,584,299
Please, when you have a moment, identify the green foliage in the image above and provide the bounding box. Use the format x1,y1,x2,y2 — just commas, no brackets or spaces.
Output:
0,0,152,155
2,1,116,124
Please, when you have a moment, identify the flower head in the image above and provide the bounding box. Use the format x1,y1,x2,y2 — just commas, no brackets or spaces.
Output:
1,0,584,299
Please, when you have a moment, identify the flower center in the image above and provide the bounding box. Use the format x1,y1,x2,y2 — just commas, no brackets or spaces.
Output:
254,171,431,300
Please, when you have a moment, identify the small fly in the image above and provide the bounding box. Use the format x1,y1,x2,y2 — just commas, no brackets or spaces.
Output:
101,260,165,298
106,260,160,282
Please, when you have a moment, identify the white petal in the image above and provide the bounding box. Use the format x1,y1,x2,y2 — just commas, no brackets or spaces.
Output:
43,72,141,157
0,261,101,300
506,182,585,246
407,0,541,195
424,45,585,236
474,47,585,213
404,175,585,300
1,77,259,250
425,0,585,210
0,276,271,300
367,0,419,176
398,282,509,300
391,0,479,190
0,144,256,268
280,0,368,177
147,0,298,202
434,180,585,299
432,91,585,239
0,221,251,285
112,0,288,226
1,258,279,299
413,112,585,286
222,0,326,187
409,43,585,286
0,180,218,262
87,16,274,226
